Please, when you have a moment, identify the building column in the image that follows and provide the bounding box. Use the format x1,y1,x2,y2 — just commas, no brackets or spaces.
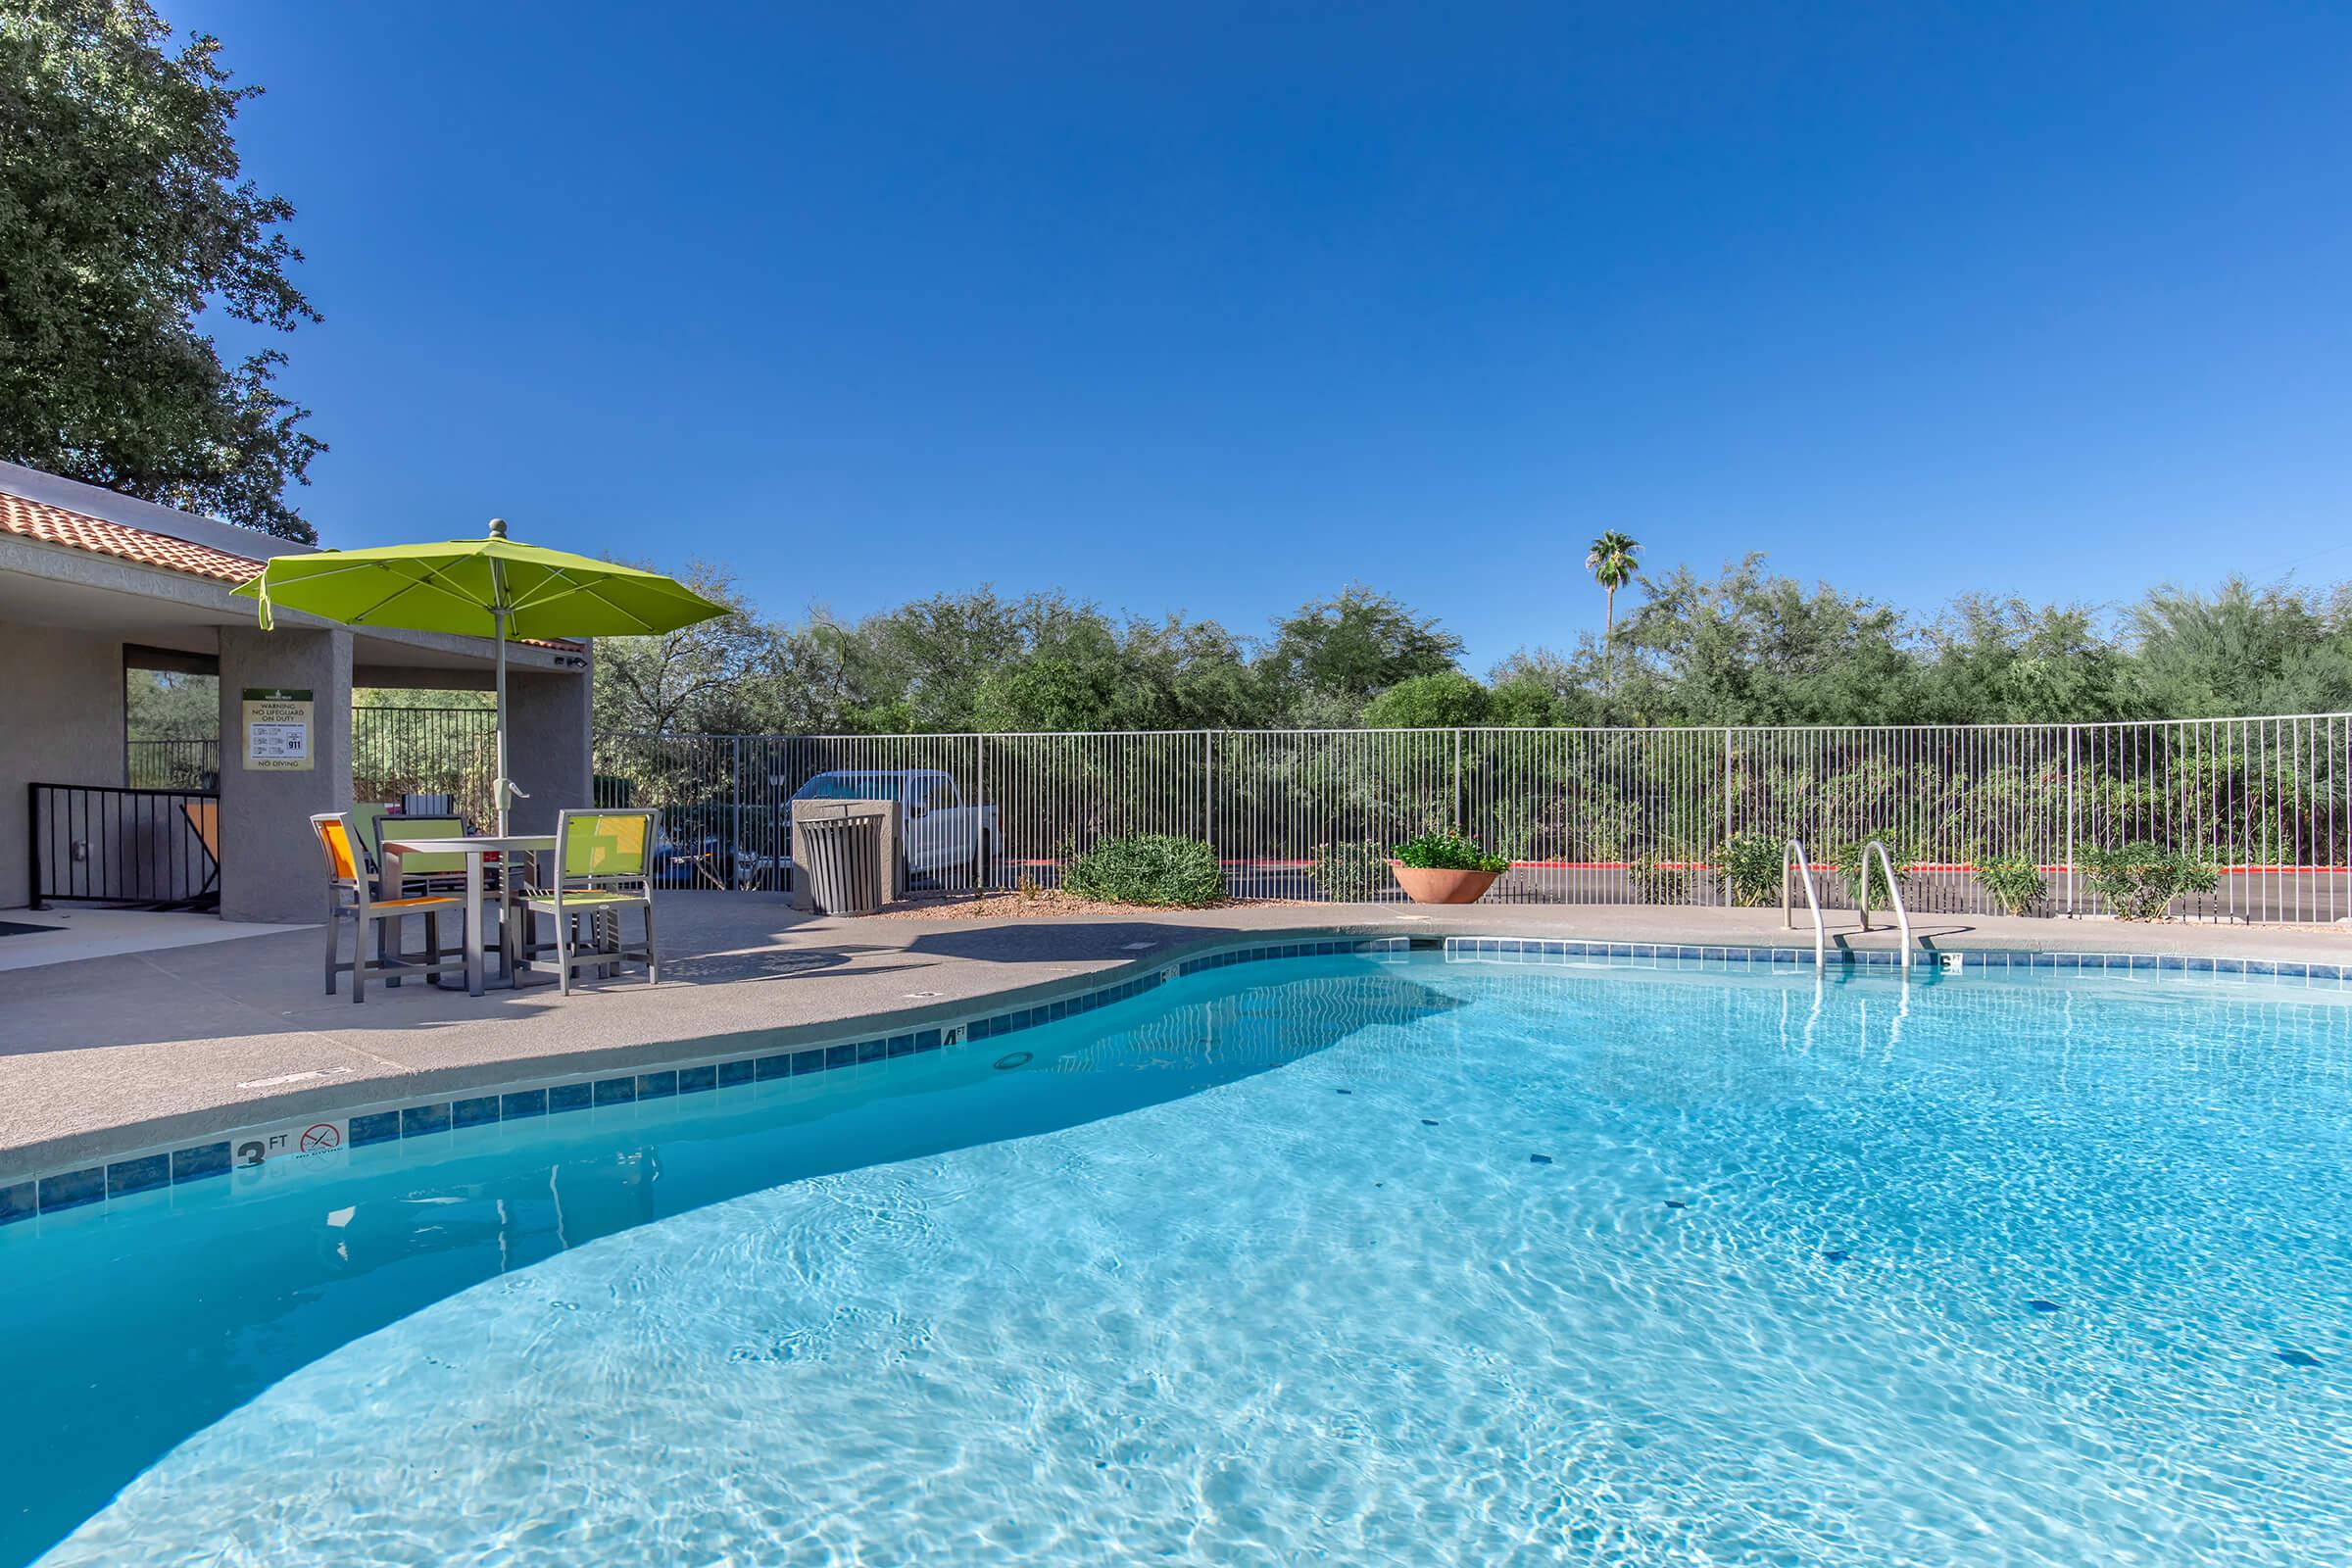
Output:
217,625,353,924
504,657,594,835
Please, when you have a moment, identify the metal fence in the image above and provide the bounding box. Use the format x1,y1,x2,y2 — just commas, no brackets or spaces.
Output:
123,714,2351,918
27,782,220,910
125,737,220,790
123,710,497,818
352,706,500,828
587,715,2352,922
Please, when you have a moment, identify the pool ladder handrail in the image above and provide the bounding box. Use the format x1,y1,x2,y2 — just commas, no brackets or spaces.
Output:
1781,838,1827,968
1860,838,1914,970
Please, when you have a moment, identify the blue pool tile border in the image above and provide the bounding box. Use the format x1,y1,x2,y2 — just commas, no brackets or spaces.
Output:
36,1165,105,1215
106,1153,171,1200
1441,935,2352,989
349,1111,400,1148
171,1143,229,1183
5,929,2336,1228
0,934,1401,1225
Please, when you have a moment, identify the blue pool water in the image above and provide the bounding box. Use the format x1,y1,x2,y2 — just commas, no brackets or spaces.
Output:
4,952,2350,1565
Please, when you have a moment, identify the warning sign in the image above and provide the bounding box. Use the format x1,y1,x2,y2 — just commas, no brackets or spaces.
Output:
242,687,315,772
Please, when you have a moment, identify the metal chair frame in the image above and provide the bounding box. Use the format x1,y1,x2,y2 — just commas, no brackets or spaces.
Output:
312,812,468,1003
519,808,660,995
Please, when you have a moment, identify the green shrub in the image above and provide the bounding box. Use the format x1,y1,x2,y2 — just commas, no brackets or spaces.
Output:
1628,855,1695,905
1832,840,1909,930
1975,853,2046,916
2077,842,2219,921
1310,839,1390,902
1716,831,1784,907
1360,671,1493,728
1064,835,1225,906
1392,831,1508,874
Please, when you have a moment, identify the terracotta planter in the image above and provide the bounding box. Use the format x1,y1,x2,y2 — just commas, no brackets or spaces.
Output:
1388,861,1500,905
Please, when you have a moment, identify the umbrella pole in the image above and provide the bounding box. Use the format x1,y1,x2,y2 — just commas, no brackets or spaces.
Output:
494,607,512,836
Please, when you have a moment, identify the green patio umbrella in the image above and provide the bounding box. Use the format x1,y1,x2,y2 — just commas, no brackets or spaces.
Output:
232,519,728,831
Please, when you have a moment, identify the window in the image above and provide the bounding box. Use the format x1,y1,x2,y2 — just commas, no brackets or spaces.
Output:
794,774,897,802
123,646,220,790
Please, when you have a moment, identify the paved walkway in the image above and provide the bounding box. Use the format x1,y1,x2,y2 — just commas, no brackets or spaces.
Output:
0,906,295,972
3,893,2346,1180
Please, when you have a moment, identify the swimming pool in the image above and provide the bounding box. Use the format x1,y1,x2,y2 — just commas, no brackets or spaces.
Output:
4,946,2349,1564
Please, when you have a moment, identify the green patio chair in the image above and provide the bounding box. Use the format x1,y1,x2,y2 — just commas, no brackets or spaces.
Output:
364,812,505,984
348,802,394,880
375,815,494,890
519,808,659,994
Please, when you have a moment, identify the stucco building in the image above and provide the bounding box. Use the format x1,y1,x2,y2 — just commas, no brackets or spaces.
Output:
0,461,592,923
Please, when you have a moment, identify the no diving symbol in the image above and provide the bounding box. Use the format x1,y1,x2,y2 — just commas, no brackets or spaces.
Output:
299,1123,341,1153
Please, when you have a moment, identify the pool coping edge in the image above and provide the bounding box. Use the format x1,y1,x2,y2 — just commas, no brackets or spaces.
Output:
6,927,2348,1226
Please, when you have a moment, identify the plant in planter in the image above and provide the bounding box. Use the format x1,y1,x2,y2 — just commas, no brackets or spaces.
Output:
1975,852,2046,916
1390,831,1509,905
1832,839,1909,931
2077,842,2219,921
1310,839,1389,903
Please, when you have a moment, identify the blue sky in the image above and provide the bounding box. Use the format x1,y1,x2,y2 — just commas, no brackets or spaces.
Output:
180,1,2352,673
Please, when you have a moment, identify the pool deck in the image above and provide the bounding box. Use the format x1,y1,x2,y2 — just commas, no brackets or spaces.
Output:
4,893,2347,1182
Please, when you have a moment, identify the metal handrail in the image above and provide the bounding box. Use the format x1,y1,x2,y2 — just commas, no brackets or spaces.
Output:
1781,838,1827,968
1861,838,1914,969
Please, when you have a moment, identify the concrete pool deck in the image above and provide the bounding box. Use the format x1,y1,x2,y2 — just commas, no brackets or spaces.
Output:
4,892,2348,1182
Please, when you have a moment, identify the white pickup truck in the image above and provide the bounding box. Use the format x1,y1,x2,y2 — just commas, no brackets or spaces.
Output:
784,769,1000,886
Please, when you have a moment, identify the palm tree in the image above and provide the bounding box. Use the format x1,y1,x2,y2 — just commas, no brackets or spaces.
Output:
1585,531,1641,693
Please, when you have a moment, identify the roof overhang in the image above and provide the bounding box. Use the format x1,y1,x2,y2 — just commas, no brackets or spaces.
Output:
0,532,586,679
0,462,587,679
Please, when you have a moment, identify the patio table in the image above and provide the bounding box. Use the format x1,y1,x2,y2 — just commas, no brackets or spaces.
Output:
380,834,554,997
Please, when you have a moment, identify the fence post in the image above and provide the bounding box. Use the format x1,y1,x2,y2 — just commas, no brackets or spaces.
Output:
2066,723,2079,917
1204,730,1216,856
1722,727,1735,907
1451,729,1462,834
24,781,40,910
730,736,744,891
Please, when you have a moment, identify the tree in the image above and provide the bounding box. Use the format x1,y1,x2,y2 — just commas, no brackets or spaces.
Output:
1618,557,1921,725
1259,586,1465,714
1488,646,1609,726
1486,675,1576,728
1918,596,2123,723
588,559,2352,741
592,564,786,735
1,0,321,540
2124,579,2352,719
125,667,218,736
1361,670,1493,728
1584,531,1642,693
846,588,1043,732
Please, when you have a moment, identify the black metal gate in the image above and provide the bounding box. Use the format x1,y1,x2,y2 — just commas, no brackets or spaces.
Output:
26,783,220,910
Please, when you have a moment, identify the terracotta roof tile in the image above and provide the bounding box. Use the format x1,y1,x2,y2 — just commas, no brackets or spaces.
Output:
0,486,584,652
0,488,264,584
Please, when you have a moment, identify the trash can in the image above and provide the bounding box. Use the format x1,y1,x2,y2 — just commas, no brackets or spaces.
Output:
798,814,883,914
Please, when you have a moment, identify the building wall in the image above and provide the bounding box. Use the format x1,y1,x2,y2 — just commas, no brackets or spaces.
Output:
0,619,125,906
217,626,354,924
507,657,595,834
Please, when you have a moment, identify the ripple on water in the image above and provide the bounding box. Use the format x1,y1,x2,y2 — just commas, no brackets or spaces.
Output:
30,961,2352,1566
